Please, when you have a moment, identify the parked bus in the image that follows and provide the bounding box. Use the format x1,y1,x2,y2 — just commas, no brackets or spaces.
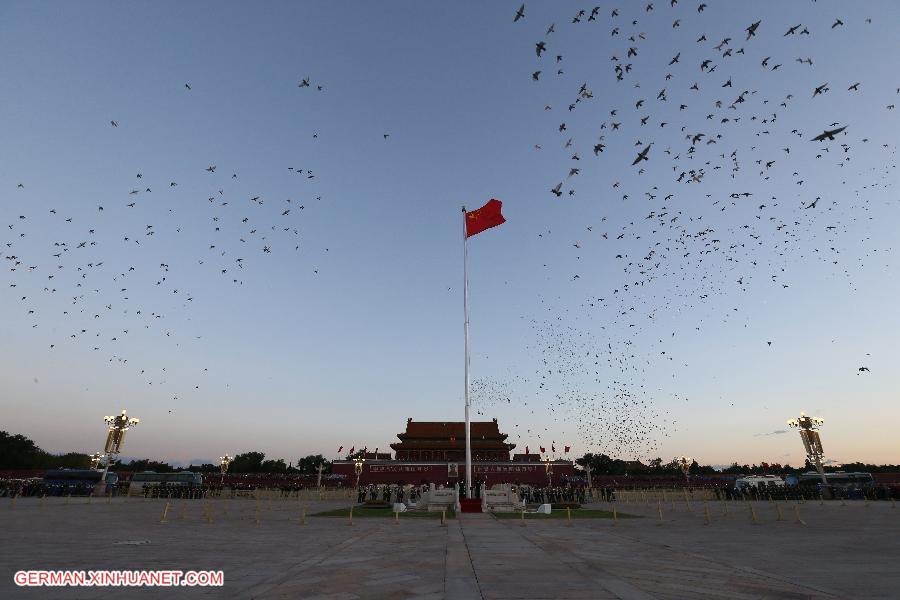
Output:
734,475,785,492
128,471,202,494
43,469,118,496
798,471,874,498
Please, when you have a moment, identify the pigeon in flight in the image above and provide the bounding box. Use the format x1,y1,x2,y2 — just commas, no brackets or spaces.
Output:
513,4,525,22
810,126,846,141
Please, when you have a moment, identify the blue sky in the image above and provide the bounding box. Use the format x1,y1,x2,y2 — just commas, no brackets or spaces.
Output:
1,1,898,467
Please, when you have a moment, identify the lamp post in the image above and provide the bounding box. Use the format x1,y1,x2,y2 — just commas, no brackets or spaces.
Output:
99,410,140,495
787,412,828,487
678,456,692,484
353,456,366,489
219,454,232,486
544,457,554,488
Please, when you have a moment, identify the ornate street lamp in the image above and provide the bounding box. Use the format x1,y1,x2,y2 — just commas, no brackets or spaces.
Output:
544,457,554,487
678,456,692,484
99,410,140,494
787,412,828,487
90,452,104,470
219,454,232,485
353,456,366,488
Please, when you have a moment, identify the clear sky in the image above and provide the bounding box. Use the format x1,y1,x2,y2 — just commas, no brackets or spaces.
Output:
1,1,898,468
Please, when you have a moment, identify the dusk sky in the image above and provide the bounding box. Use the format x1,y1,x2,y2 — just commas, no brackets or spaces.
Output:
1,1,898,468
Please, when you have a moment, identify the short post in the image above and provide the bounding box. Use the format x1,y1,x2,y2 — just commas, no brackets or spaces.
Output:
107,490,113,504
775,503,784,521
722,498,728,516
88,492,93,504
65,494,71,505
394,510,399,525
10,494,18,509
612,505,618,526
440,509,447,527
160,502,170,524
347,505,354,526
519,508,526,527
749,502,759,525
302,506,307,525
703,500,710,525
794,504,806,526
40,494,46,509
892,498,896,509
656,501,664,526
566,506,572,526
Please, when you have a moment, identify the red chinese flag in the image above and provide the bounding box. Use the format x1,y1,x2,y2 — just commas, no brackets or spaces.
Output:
349,446,354,455
525,446,530,454
564,446,570,454
338,446,343,454
552,444,556,453
539,446,545,454
466,199,506,238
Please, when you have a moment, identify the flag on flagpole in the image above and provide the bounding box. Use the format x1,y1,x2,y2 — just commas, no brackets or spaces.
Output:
349,446,354,455
552,444,556,453
338,446,343,454
465,199,506,238
525,446,530,454
564,445,570,454
539,446,545,454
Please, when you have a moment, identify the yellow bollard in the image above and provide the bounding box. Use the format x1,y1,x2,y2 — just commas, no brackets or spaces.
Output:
566,507,573,526
440,510,447,527
749,502,759,525
160,502,170,524
819,494,824,506
657,501,664,526
347,505,354,526
107,491,113,504
794,504,806,526
703,501,710,526
519,509,526,527
10,494,18,509
180,503,187,520
612,505,618,527
302,506,307,525
65,494,70,505
395,510,400,525
40,494,46,509
775,503,783,521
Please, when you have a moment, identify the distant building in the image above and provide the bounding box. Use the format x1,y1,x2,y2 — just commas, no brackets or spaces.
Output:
332,417,575,486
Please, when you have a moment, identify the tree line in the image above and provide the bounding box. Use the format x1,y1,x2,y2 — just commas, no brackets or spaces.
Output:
3,431,897,476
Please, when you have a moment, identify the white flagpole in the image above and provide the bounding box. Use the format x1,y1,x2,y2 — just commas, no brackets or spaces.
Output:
462,206,472,499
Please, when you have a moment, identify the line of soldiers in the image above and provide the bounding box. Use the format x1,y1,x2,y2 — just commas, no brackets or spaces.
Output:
517,485,589,505
356,484,428,504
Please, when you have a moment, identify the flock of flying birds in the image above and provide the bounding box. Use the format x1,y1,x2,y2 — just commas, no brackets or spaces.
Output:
4,3,897,463
469,2,896,461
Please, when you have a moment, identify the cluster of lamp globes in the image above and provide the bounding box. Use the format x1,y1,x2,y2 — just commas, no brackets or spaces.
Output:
786,412,825,430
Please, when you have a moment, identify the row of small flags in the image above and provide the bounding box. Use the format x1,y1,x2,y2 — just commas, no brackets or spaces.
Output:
337,445,570,456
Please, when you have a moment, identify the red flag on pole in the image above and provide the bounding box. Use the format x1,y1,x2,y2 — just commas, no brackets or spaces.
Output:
525,446,529,454
552,444,556,453
465,199,506,238
338,446,343,454
539,446,545,454
349,446,354,455
564,446,570,454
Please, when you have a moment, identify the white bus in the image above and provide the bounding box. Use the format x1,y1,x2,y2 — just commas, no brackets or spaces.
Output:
128,471,203,494
734,475,785,492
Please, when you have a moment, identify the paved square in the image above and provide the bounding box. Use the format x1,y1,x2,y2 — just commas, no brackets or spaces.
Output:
0,495,897,599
